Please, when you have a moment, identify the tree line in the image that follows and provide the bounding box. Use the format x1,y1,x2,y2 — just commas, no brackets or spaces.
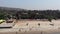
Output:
0,7,60,22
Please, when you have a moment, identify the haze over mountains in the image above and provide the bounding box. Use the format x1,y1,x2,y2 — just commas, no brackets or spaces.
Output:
0,7,25,11
0,6,60,11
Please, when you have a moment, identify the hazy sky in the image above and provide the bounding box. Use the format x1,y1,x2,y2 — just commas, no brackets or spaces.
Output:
0,0,60,10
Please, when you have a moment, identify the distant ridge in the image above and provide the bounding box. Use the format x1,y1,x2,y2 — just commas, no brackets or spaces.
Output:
0,6,27,11
0,6,59,11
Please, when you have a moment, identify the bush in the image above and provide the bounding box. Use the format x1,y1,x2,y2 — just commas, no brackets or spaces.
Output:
0,20,5,24
47,16,53,22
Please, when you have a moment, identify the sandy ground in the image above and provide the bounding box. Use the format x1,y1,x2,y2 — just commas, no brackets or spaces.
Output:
12,19,60,34
13,19,60,29
1,19,60,34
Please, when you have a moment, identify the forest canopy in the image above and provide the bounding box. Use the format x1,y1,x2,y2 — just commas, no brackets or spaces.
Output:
0,7,60,22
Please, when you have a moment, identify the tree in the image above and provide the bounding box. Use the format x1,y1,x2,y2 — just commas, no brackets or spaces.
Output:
0,13,5,19
47,16,53,22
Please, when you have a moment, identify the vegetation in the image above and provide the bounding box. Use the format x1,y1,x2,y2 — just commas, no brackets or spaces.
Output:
0,20,5,24
0,7,60,22
38,23,40,26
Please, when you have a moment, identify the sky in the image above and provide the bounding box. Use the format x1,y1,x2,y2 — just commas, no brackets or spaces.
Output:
0,0,60,10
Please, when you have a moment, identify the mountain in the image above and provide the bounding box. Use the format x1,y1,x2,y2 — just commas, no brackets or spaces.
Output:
0,7,27,11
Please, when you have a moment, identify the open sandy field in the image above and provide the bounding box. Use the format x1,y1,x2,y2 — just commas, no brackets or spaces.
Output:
1,19,60,34
14,19,60,30
13,19,60,34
